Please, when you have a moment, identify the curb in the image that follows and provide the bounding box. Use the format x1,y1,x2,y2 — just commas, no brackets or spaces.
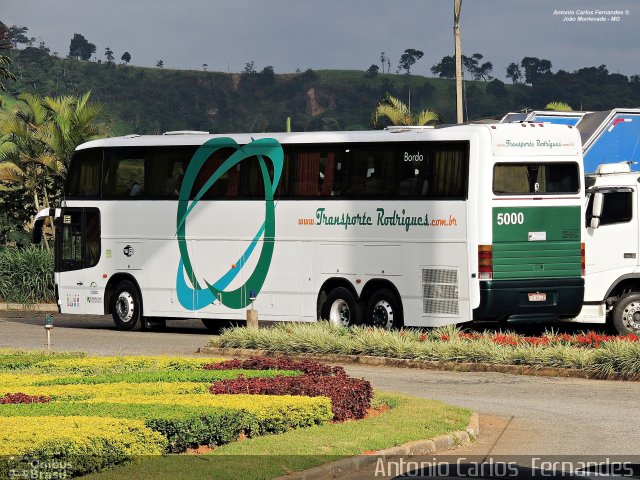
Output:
1,303,57,312
273,413,480,480
198,346,639,381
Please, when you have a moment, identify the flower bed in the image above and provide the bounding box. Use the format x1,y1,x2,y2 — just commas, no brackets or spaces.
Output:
438,331,639,348
211,323,640,379
0,352,371,475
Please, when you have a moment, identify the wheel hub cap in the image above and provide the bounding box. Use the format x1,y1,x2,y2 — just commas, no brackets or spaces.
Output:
329,299,350,327
372,300,393,329
115,292,135,322
622,302,640,330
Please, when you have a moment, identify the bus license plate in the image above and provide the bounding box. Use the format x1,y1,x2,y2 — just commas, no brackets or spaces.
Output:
528,292,546,302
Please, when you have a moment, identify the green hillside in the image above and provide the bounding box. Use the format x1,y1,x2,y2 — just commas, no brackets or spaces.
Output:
2,47,639,135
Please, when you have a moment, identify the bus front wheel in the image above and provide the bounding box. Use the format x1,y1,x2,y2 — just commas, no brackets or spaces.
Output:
365,289,402,330
612,292,640,335
111,281,142,331
321,287,360,327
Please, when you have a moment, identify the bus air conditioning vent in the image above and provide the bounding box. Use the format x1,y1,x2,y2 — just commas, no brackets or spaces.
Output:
421,268,460,316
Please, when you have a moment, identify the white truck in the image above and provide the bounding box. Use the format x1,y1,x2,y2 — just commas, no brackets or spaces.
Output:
578,162,640,334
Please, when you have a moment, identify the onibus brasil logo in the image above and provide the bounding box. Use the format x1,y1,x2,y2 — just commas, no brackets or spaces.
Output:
176,137,283,310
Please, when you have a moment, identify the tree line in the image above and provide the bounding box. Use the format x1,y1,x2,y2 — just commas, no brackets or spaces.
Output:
0,22,109,247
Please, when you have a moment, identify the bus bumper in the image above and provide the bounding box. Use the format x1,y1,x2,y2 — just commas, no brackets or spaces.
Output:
473,278,584,321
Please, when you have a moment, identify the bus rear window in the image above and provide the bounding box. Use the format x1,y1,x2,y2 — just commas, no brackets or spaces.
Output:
493,162,579,195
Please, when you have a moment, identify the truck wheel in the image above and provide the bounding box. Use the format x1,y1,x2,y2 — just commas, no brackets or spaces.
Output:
111,280,141,331
321,287,360,327
612,292,640,334
365,289,403,330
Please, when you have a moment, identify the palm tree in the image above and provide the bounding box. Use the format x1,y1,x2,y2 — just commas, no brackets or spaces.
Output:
0,92,108,248
545,101,573,112
372,94,440,127
41,91,108,174
0,93,58,208
0,93,58,249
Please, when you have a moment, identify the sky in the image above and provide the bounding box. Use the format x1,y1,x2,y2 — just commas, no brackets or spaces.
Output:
2,0,639,80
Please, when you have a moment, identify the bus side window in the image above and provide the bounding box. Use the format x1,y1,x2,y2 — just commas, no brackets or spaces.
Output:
103,151,146,198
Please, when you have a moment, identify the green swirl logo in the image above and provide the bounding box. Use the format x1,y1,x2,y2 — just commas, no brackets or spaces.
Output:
175,137,283,310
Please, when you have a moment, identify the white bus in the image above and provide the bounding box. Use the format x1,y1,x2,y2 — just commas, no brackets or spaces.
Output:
34,124,585,331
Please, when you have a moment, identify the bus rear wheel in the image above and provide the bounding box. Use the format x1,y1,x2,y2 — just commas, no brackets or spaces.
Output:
612,292,640,335
365,289,402,330
321,287,360,327
111,281,141,331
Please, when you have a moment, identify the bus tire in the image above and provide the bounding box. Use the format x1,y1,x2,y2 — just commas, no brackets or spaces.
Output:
366,289,402,330
111,280,142,331
612,292,640,335
321,287,360,327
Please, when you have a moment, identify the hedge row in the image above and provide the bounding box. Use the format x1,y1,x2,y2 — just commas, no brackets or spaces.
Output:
32,355,219,375
0,400,332,453
33,368,300,386
3,381,211,400
205,357,373,421
210,375,372,421
0,416,166,477
204,357,345,376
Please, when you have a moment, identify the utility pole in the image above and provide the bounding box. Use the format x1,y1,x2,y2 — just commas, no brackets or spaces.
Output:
454,0,463,124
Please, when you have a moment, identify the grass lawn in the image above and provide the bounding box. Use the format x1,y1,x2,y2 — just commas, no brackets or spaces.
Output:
85,392,471,480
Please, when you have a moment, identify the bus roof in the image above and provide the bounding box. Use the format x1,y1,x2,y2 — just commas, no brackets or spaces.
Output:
76,123,579,151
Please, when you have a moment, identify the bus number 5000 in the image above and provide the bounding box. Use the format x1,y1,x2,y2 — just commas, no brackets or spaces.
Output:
497,212,524,225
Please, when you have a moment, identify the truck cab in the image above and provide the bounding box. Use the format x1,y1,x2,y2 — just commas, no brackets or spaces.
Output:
581,162,640,334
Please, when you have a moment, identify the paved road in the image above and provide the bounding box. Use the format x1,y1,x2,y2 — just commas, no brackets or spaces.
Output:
1,312,638,464
0,311,209,355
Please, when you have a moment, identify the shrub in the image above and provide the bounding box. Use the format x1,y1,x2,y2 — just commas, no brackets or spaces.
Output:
0,246,55,303
146,411,252,452
0,416,166,477
209,375,373,421
1,381,210,400
33,368,299,386
86,393,333,433
204,356,344,376
33,355,218,375
0,392,50,404
0,397,331,452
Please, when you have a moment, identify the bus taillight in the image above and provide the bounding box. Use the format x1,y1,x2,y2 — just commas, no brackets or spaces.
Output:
581,242,585,276
478,245,493,280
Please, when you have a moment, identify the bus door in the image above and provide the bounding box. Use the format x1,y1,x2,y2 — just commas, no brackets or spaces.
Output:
55,207,101,315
